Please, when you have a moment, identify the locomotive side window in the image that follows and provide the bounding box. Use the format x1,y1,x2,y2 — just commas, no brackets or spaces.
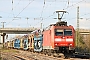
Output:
64,29,72,36
55,29,63,36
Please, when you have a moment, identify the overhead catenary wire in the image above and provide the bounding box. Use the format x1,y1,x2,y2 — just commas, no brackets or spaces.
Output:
34,12,56,26
5,0,15,20
34,12,60,27
43,0,55,10
64,0,89,21
8,0,22,18
68,13,90,21
45,0,85,19
5,0,88,27
34,0,46,27
46,0,86,20
32,0,85,23
6,0,19,19
63,0,70,10
34,0,68,27
14,0,22,8
34,0,52,27
15,0,35,18
63,0,85,10
34,0,85,27
34,0,57,27
6,0,35,25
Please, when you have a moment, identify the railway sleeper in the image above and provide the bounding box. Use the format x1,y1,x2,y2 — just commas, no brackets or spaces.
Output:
14,55,25,60
53,53,65,58
42,49,66,58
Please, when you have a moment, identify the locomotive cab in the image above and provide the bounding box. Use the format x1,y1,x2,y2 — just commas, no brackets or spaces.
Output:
55,21,75,53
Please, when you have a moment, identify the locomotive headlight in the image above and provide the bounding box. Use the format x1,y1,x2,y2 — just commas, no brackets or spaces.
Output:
69,44,72,46
55,44,57,45
66,39,73,42
55,38,61,41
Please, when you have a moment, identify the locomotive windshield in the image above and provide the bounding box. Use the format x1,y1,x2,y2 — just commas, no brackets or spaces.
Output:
55,29,72,36
55,29,63,36
64,29,72,36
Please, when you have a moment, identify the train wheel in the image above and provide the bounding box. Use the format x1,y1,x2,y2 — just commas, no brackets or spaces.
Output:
43,50,47,55
69,50,75,54
47,49,52,56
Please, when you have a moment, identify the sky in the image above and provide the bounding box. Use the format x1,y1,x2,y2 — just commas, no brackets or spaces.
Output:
0,0,90,41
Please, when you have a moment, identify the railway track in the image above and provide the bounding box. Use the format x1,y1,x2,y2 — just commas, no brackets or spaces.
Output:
1,53,25,60
1,49,90,60
71,52,90,59
35,50,90,59
1,49,64,60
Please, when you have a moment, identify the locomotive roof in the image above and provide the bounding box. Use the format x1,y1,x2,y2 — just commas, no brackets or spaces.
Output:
49,21,67,26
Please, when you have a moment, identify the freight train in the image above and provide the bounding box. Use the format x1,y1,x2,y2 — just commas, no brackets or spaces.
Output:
4,11,75,55
4,21,75,55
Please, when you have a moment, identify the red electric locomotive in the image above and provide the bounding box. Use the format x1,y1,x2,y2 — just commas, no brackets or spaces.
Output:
43,21,75,53
43,11,75,53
